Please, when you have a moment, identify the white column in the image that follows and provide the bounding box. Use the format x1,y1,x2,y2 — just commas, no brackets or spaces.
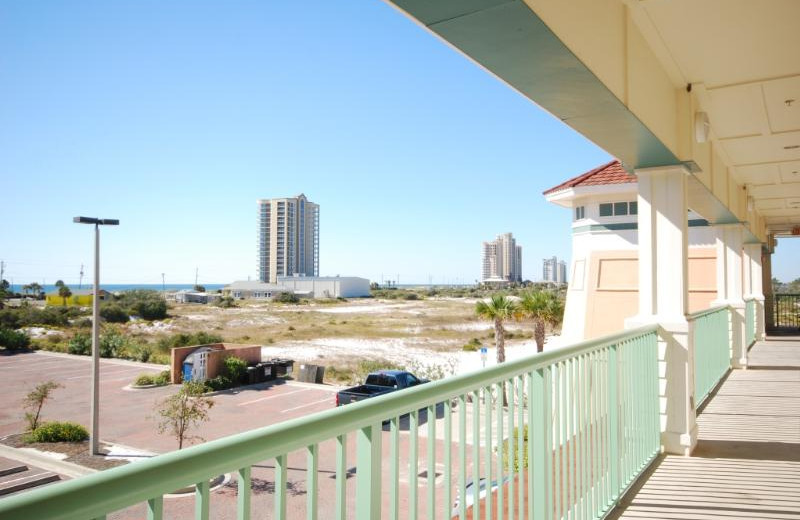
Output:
713,226,746,368
745,243,766,340
626,164,695,456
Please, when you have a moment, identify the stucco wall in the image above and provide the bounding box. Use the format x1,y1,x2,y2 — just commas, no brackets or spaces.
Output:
577,248,717,339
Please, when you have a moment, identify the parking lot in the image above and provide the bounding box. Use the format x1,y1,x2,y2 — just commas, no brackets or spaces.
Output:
0,350,338,453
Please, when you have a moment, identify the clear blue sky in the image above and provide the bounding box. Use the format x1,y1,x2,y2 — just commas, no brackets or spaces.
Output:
1,1,797,286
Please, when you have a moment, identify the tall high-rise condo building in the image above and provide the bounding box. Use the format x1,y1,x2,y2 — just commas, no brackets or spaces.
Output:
257,194,319,283
543,256,567,284
481,233,522,283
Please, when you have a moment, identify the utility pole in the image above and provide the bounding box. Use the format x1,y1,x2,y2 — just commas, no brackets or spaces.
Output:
195,267,199,288
161,273,166,296
79,264,84,289
0,260,5,282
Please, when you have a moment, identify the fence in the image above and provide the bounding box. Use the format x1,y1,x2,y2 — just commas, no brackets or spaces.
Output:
689,306,731,406
0,326,661,520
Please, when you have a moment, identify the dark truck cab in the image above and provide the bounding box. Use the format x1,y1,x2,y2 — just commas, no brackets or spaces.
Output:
335,370,427,406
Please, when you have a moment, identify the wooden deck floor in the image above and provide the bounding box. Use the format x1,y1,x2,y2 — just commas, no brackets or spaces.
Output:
609,333,800,519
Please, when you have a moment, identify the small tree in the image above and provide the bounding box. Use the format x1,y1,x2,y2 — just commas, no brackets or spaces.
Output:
58,284,72,306
475,294,517,363
518,290,564,352
156,381,215,449
23,381,62,431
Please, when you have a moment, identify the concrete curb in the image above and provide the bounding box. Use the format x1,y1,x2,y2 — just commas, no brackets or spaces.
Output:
0,444,96,479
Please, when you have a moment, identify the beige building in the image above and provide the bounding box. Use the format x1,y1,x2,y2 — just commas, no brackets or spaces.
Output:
481,232,522,283
545,160,724,341
257,194,319,283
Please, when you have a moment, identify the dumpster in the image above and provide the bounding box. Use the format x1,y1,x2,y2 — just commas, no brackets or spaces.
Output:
258,362,276,381
246,366,258,385
269,359,294,377
297,364,325,384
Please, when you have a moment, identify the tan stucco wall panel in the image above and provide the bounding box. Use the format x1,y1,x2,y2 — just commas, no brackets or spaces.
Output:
582,249,718,339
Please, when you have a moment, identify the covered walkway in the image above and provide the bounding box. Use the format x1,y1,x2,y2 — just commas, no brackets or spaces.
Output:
611,334,800,519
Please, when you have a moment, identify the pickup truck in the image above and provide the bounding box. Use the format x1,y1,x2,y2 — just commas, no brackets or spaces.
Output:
335,370,428,406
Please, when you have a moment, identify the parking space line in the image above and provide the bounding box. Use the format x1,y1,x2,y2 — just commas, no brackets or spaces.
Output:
280,398,331,414
237,389,308,406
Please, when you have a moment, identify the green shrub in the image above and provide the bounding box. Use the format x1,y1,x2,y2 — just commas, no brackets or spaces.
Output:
134,370,170,386
404,293,419,301
155,331,223,353
149,353,170,365
275,292,299,304
134,374,155,386
223,356,248,385
100,304,129,323
502,425,528,470
215,296,236,308
100,329,127,358
462,337,482,352
28,421,89,443
204,375,232,392
0,327,30,350
68,334,91,355
154,370,171,385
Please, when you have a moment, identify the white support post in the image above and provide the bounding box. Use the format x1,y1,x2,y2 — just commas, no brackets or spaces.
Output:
714,226,746,368
746,244,766,340
626,164,696,456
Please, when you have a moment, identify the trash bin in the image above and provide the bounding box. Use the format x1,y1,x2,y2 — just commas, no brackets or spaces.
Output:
314,365,325,384
246,366,258,385
258,362,276,381
269,359,294,377
298,364,310,383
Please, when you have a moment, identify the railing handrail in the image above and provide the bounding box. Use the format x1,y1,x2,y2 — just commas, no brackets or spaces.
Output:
0,324,658,520
687,304,730,321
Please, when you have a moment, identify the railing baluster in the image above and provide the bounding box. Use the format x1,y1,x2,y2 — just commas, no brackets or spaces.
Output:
275,454,287,520
554,362,562,520
527,371,537,520
472,390,480,519
147,496,163,520
356,423,381,520
576,355,584,520
195,479,209,520
390,417,400,520
517,375,524,520
496,381,504,520
459,394,467,520
506,377,523,520
485,386,493,520
427,404,436,520
237,467,250,520
336,434,347,520
444,399,452,520
608,345,619,506
410,409,419,520
307,444,318,520
568,358,576,519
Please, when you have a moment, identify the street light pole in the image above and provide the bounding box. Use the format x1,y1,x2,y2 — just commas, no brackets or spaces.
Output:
74,216,119,456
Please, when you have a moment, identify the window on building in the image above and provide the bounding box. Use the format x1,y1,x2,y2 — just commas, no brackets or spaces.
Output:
574,206,585,220
599,201,637,217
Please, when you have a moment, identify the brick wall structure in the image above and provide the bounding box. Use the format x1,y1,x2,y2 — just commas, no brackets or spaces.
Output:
170,343,262,384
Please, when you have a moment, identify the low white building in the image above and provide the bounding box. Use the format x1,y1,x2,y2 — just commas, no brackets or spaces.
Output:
224,276,370,300
277,275,370,299
223,281,289,300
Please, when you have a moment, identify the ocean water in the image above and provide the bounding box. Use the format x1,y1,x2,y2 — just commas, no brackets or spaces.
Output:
10,283,226,294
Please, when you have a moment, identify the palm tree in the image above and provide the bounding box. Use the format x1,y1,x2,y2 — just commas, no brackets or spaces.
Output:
29,282,43,299
58,284,72,306
22,284,31,297
518,290,564,352
475,294,517,363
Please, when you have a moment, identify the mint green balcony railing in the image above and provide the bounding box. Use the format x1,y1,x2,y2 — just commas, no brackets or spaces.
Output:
745,298,756,347
0,326,660,520
690,306,731,406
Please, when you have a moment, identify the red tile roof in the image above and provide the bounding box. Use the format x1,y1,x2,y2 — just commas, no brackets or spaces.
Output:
543,159,636,195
